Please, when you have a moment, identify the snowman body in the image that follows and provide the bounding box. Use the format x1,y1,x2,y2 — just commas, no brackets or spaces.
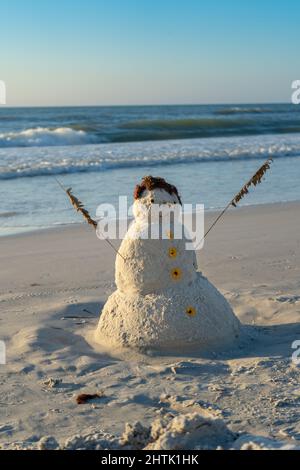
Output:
95,181,240,352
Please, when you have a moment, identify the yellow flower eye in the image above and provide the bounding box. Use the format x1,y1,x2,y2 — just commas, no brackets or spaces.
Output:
167,230,174,240
168,247,177,258
186,306,196,317
171,267,182,280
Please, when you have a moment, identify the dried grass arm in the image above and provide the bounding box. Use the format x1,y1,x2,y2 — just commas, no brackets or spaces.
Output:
204,157,273,240
56,179,125,261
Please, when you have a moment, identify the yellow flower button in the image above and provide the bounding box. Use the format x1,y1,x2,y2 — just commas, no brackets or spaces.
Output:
171,267,182,280
168,247,177,258
186,306,196,317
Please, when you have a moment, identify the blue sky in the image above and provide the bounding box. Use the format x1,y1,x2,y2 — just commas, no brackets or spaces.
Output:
0,0,299,106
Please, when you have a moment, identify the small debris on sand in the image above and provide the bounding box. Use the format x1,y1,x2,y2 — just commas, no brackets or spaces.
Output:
76,392,104,405
43,378,62,389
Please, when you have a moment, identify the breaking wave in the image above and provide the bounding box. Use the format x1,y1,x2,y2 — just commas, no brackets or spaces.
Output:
0,127,98,148
1,133,300,180
1,114,300,148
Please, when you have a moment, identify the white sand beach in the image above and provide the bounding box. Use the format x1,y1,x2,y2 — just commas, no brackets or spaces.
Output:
1,201,300,450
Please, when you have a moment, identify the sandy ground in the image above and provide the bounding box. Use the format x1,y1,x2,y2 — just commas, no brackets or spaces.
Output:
0,202,300,450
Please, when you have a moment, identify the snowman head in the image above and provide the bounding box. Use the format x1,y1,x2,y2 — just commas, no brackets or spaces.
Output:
133,176,182,220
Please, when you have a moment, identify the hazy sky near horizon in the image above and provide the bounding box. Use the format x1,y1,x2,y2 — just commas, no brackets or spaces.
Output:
1,0,299,106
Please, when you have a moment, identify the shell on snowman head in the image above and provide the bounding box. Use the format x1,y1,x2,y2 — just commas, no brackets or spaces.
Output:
133,176,182,220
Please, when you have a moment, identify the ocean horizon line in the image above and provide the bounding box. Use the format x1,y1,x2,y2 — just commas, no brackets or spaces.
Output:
0,101,291,110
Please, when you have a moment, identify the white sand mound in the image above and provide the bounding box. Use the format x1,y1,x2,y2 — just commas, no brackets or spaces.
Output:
136,412,235,450
95,183,240,352
97,276,240,352
233,434,300,450
4,413,300,450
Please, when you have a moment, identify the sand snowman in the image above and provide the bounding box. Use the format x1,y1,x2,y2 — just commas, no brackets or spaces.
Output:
95,176,240,353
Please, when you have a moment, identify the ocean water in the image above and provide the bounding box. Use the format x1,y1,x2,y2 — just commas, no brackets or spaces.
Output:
0,104,300,235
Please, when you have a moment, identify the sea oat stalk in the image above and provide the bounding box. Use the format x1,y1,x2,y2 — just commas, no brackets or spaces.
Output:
56,179,126,261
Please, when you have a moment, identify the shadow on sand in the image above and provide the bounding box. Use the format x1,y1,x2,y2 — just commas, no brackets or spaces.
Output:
49,301,300,364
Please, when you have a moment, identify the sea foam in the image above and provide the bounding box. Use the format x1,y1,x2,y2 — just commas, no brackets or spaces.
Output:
0,133,300,180
0,127,98,148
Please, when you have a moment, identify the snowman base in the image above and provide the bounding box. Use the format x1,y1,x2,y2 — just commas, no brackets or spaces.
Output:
95,273,240,353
